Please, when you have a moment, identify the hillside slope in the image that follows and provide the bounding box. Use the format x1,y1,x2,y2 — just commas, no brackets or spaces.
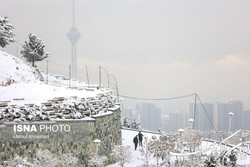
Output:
0,51,113,106
0,51,42,86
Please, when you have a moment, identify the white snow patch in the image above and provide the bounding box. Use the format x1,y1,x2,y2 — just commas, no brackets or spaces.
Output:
0,82,109,106
91,111,113,118
0,51,39,86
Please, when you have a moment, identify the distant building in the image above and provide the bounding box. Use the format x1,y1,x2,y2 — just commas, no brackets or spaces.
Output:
189,102,214,131
243,110,250,130
167,110,186,132
161,114,169,132
135,102,161,131
122,107,134,120
215,100,243,132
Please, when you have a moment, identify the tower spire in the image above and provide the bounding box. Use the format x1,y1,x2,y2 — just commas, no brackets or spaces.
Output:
73,0,75,26
67,0,81,79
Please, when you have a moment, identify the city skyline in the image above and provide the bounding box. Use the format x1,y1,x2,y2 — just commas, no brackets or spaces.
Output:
122,99,249,132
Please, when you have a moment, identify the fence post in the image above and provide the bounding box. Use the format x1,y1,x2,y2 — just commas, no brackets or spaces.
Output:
46,60,49,84
99,65,101,88
193,94,197,129
69,65,71,88
85,66,90,87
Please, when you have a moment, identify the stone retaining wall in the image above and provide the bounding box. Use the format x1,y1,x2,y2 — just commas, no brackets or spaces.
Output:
0,107,121,166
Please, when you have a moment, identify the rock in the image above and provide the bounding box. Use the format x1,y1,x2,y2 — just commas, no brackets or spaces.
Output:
63,110,71,114
55,97,65,101
48,99,59,103
42,102,52,106
0,103,8,107
82,111,90,116
13,98,25,100
44,107,54,111
50,116,58,119
0,100,10,103
64,115,72,119
20,110,28,115
25,104,34,107
48,111,56,115
32,117,40,121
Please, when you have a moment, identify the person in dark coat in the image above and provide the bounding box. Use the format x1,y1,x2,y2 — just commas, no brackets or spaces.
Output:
138,131,144,146
133,135,138,150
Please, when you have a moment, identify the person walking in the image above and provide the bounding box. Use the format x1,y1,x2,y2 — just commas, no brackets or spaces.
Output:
133,135,138,150
138,131,143,146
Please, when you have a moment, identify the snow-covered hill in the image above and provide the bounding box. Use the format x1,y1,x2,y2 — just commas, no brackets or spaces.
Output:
0,51,41,86
0,51,117,122
0,51,115,107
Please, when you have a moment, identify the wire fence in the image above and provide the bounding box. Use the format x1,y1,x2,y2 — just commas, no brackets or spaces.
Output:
11,40,114,89
37,60,115,90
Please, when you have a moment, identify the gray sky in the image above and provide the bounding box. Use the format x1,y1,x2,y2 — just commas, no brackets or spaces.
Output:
1,0,250,109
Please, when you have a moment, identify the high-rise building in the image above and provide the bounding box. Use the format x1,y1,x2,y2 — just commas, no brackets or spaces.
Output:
189,103,214,131
215,100,243,132
167,110,186,132
161,114,169,132
243,110,250,130
135,102,161,131
67,0,81,79
122,107,134,120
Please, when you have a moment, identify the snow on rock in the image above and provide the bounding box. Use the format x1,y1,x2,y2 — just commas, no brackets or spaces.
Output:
0,92,117,122
0,51,118,121
0,50,41,86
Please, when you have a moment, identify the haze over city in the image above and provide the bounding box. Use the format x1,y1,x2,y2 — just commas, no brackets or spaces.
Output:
1,1,250,166
1,0,250,109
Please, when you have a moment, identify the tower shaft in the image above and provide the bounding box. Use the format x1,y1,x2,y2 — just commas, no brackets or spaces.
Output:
67,0,80,80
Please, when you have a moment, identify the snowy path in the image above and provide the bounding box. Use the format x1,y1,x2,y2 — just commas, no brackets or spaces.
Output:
107,129,250,167
108,129,159,167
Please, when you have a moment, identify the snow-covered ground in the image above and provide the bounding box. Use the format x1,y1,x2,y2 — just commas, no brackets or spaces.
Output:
0,51,117,122
108,129,250,167
0,50,38,86
108,129,159,167
1,51,249,166
0,82,109,106
0,51,111,106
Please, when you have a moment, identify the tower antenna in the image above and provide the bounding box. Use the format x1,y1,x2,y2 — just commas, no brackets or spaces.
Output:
73,0,75,26
67,0,81,80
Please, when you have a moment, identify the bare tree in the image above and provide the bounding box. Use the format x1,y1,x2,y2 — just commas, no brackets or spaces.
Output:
33,149,58,167
3,154,32,167
181,128,203,152
122,117,141,130
147,133,177,167
138,137,152,167
179,128,203,164
59,153,78,167
88,153,108,167
147,136,161,167
111,145,132,167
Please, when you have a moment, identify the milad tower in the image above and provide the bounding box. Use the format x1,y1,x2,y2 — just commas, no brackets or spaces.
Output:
67,0,81,79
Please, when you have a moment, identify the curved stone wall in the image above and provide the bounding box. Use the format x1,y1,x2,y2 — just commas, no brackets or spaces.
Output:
0,107,121,166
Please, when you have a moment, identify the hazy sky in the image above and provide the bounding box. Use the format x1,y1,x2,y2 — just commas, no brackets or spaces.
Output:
1,0,250,109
